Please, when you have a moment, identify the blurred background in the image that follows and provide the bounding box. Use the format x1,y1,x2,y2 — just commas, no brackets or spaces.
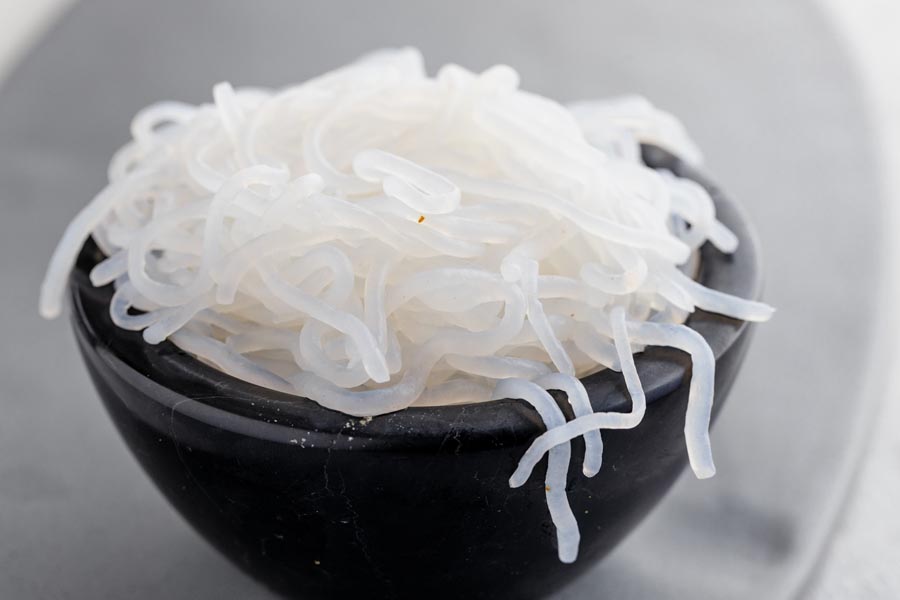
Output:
1,1,898,598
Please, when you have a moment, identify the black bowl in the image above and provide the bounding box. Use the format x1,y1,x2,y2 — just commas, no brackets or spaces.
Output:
68,146,762,600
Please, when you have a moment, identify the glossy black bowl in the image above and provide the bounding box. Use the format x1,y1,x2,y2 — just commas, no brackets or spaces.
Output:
68,147,762,600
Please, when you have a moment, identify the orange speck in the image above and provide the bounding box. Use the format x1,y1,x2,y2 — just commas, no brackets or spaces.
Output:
417,215,425,223
545,485,551,492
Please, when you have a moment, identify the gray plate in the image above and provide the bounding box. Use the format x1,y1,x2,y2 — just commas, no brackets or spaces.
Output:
0,1,880,598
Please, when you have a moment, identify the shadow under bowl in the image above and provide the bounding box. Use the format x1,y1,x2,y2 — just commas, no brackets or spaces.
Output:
68,146,763,600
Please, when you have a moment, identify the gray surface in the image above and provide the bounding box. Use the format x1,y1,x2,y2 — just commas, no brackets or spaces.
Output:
0,1,880,598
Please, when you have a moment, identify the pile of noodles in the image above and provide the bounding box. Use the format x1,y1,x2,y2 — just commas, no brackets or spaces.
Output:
39,48,773,563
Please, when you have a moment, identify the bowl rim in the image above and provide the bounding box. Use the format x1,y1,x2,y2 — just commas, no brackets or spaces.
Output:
68,145,764,449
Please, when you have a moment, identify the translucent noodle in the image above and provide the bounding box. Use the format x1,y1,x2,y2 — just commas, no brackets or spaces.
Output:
40,48,772,563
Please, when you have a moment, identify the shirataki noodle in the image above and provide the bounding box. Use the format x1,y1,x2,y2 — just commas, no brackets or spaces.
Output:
39,48,773,563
